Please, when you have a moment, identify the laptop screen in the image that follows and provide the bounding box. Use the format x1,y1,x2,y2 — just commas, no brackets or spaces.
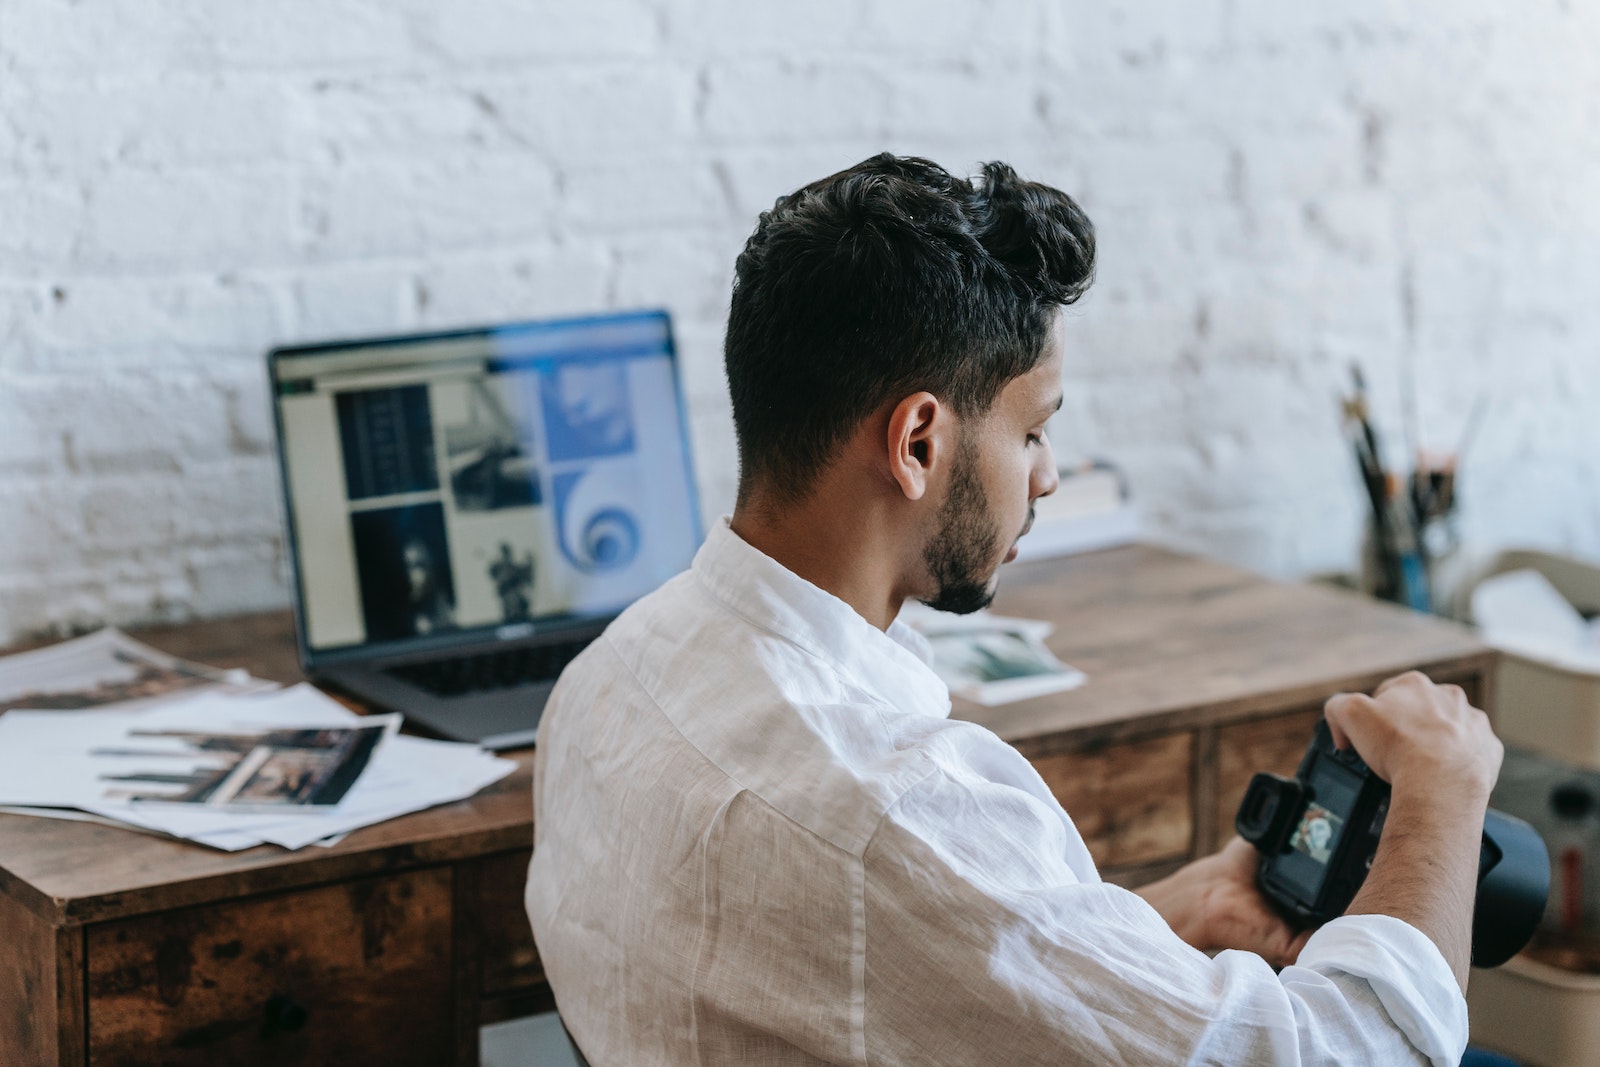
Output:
270,310,701,659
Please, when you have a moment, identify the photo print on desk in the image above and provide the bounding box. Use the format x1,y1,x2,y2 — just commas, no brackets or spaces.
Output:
0,630,271,716
95,720,393,810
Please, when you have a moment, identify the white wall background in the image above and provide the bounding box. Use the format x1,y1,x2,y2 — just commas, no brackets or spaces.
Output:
2,0,1598,644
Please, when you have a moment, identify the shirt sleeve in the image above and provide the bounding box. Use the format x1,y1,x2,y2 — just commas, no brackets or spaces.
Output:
860,764,1468,1066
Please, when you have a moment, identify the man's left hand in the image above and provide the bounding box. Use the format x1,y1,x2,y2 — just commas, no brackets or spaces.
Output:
1134,836,1313,969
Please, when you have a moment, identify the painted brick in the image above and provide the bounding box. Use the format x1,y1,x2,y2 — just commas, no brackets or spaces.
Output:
300,154,559,257
411,243,612,328
3,0,1600,644
700,62,895,143
11,78,291,174
412,0,661,63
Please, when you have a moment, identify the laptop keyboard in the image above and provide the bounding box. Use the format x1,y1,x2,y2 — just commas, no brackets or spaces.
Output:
387,638,593,698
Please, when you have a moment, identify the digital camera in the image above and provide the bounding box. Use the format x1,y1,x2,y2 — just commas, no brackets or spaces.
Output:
1235,719,1549,968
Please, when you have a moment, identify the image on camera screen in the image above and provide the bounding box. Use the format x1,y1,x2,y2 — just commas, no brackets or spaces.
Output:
1289,803,1344,864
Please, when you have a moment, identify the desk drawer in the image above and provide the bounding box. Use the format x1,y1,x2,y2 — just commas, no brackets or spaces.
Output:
1032,732,1193,868
1213,709,1323,846
85,868,453,1066
478,849,542,997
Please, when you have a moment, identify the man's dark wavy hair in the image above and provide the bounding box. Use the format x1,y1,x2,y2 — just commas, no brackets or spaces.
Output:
724,153,1096,506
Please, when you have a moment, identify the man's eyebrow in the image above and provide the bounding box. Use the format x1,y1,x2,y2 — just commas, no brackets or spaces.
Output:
1039,393,1064,419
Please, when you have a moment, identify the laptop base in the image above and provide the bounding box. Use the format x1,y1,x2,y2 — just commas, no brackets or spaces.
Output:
317,665,551,751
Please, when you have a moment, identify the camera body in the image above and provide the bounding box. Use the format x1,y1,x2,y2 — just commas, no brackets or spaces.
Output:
1236,719,1549,968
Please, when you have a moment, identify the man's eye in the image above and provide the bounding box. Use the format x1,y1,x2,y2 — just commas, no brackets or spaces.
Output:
1026,432,1045,447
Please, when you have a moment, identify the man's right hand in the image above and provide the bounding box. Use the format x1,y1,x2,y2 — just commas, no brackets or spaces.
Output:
1328,672,1504,992
1323,671,1503,801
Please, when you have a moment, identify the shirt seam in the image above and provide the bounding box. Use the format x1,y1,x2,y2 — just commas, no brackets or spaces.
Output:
591,626,880,859
688,563,944,721
854,757,945,1067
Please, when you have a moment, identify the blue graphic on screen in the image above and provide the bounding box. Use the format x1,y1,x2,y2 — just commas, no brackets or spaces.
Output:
552,469,641,573
540,361,636,462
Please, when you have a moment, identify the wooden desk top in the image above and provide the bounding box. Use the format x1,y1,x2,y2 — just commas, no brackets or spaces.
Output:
977,545,1493,756
0,543,1491,929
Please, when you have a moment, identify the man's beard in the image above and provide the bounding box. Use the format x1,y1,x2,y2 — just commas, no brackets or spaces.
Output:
920,434,1004,615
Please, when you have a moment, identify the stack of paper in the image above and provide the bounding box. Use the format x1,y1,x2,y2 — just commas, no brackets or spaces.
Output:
0,631,518,851
1473,568,1600,673
0,628,275,715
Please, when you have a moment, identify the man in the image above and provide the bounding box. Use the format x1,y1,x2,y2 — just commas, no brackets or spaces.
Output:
527,154,1501,1065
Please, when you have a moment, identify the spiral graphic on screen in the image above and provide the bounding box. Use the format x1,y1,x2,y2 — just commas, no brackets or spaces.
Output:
553,469,641,573
577,507,639,571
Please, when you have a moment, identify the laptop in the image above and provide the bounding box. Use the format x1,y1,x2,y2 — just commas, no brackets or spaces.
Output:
268,309,702,749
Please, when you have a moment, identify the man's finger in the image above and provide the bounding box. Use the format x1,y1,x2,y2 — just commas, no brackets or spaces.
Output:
1321,693,1366,751
1373,670,1428,698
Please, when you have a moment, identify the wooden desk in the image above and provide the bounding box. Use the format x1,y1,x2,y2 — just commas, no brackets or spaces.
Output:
0,545,1494,1066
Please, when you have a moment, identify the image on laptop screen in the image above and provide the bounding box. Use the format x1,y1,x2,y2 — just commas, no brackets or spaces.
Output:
271,310,701,658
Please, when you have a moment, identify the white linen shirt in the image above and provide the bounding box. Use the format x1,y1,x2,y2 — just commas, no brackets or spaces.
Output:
526,519,1468,1066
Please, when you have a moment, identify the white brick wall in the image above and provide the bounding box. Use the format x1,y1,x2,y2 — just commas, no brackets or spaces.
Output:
3,0,1599,642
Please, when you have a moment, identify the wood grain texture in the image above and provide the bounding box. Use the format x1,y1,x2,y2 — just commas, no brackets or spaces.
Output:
1032,732,1194,868
977,545,1494,755
0,611,533,926
451,863,482,1067
0,749,533,926
1212,709,1325,849
477,850,541,998
86,868,454,1067
0,890,66,1067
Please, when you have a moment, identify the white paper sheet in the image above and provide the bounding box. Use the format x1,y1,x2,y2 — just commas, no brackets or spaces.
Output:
1473,568,1600,674
0,628,275,715
0,683,517,851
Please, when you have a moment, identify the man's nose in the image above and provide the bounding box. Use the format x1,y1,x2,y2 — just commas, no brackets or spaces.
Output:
1032,441,1059,500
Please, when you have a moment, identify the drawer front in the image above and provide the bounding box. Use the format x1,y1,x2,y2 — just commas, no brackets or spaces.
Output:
87,868,453,1067
1031,732,1194,868
479,849,542,997
1213,709,1323,847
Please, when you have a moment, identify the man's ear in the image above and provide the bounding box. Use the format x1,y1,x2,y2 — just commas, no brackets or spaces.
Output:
885,392,945,502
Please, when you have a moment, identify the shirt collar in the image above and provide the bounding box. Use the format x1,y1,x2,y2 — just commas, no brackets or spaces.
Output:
691,518,952,720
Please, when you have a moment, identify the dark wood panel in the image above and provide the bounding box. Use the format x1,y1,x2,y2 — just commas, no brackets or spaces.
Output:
0,750,533,927
86,868,455,1067
478,850,541,998
1032,732,1193,868
1213,709,1323,848
0,890,81,1067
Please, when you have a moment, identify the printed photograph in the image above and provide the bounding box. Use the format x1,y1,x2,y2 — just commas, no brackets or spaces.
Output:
1290,803,1344,865
95,723,390,809
350,503,458,642
336,384,440,500
922,625,1087,707
0,630,266,716
3,653,215,713
442,377,543,512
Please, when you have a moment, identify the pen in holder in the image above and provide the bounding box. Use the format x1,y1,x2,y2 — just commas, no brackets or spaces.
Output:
1343,369,1471,613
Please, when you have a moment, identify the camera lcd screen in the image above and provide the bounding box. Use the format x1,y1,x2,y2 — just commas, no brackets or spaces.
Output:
1292,763,1360,865
1264,756,1366,908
